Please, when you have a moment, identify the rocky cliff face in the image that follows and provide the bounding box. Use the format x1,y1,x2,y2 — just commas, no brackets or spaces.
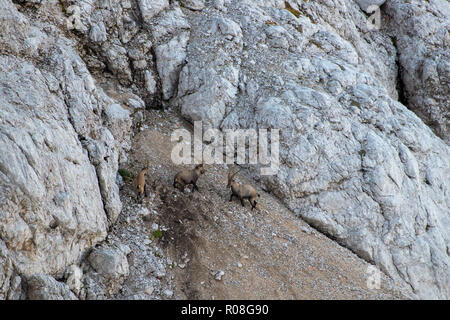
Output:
385,0,450,143
0,0,448,299
0,0,131,298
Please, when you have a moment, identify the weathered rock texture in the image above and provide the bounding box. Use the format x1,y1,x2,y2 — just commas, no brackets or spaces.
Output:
355,0,386,13
0,0,131,298
26,274,78,300
173,0,450,299
81,244,131,298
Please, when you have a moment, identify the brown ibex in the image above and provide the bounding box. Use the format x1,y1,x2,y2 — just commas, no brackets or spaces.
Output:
134,166,149,202
227,167,260,210
173,161,205,192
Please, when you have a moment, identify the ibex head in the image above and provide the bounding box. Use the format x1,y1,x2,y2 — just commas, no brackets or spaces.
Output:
227,166,241,188
195,160,205,175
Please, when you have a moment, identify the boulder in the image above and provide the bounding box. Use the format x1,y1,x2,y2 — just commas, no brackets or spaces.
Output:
88,246,130,279
27,275,77,300
0,0,129,283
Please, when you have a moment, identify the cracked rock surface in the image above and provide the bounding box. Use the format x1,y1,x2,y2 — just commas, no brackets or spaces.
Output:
0,0,130,296
384,0,450,142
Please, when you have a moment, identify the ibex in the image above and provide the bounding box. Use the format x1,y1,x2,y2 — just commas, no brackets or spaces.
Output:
134,166,149,202
173,161,205,192
227,167,260,210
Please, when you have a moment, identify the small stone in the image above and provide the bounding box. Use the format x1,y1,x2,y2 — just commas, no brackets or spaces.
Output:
145,286,154,295
163,289,173,298
138,207,150,216
237,262,242,268
27,275,77,300
144,70,157,94
214,270,225,281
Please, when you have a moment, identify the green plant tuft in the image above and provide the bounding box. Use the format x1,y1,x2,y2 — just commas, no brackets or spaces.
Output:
118,168,133,179
152,229,163,239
